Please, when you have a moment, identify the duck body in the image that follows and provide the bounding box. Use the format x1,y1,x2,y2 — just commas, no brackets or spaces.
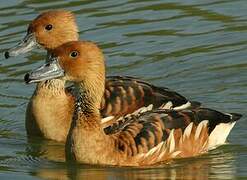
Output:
66,78,241,166
67,106,241,166
25,41,242,166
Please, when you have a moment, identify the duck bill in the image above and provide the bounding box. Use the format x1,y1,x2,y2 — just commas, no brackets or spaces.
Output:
24,57,64,84
4,33,39,59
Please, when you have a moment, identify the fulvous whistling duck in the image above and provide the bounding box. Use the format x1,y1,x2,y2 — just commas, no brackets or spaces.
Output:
4,10,200,142
25,41,241,166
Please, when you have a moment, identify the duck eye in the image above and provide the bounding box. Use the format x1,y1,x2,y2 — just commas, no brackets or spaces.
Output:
45,24,53,31
70,51,78,58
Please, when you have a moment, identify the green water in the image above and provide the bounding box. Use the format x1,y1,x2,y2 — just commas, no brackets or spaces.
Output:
0,0,246,179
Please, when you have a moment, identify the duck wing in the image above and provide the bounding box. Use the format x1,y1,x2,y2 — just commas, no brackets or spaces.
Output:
100,76,200,118
106,108,241,165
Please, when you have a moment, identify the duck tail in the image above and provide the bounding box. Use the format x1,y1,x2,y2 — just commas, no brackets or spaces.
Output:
193,108,243,149
226,112,242,122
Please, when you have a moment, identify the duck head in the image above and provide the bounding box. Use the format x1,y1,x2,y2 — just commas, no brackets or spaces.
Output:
25,41,105,108
5,10,79,58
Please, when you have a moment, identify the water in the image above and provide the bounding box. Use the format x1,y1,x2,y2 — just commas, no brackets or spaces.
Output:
0,0,246,179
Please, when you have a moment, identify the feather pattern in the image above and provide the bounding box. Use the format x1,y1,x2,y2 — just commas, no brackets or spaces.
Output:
105,108,241,166
100,76,199,118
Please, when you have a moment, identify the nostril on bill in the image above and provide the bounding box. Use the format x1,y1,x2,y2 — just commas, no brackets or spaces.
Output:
24,73,30,83
4,51,10,59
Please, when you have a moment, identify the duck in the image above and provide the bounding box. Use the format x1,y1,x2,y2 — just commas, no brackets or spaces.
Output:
4,10,199,142
24,41,241,166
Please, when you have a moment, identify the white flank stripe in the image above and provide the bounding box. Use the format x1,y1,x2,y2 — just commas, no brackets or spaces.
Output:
173,101,191,111
208,122,236,150
132,104,153,115
160,101,173,110
168,129,175,153
115,104,154,122
183,122,193,140
146,142,163,157
140,104,153,113
195,120,208,140
101,116,115,124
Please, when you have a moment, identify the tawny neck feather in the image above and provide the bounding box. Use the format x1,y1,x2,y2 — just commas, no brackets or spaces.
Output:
72,75,105,126
34,79,66,96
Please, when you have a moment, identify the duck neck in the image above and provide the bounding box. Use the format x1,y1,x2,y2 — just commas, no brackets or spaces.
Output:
34,79,66,97
72,78,104,126
66,76,117,164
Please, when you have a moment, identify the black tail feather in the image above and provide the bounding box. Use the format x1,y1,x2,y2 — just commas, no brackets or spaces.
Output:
228,113,242,122
192,108,242,133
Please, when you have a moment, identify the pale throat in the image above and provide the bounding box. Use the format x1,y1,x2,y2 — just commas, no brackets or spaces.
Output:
35,79,67,96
